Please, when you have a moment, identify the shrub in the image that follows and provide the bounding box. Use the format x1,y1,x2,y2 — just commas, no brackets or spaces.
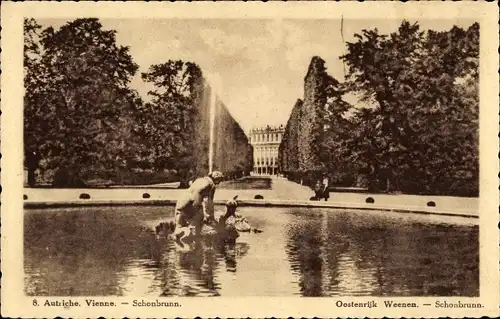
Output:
365,197,375,204
53,167,86,188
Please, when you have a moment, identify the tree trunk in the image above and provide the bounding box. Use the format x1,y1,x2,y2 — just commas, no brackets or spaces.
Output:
28,169,36,187
385,177,392,193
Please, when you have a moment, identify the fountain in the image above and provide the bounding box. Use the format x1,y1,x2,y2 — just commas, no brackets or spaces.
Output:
208,85,216,174
205,72,222,174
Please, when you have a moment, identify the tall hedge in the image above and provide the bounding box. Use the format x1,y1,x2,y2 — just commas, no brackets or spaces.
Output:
278,99,303,181
212,99,253,178
298,57,326,178
281,57,350,186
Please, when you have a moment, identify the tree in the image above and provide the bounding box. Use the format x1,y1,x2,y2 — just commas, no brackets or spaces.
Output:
141,60,205,185
141,60,252,184
24,18,140,186
320,87,355,186
340,22,425,191
341,21,479,195
405,23,479,195
24,18,45,186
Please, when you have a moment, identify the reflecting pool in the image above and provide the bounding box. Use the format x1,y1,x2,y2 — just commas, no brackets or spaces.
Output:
24,206,478,296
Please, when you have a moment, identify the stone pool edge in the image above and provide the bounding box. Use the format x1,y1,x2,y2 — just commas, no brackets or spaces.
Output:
23,199,478,219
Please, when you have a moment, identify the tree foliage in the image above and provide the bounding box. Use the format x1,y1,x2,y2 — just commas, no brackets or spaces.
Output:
341,21,479,195
24,18,252,187
280,21,479,196
298,57,328,176
24,18,141,186
212,100,253,178
280,57,353,185
141,61,253,185
140,60,204,178
279,99,303,181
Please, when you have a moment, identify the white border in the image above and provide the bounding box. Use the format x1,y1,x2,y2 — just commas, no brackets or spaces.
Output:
1,2,498,318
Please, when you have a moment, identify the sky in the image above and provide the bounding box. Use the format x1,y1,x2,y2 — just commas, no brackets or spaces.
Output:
40,18,476,132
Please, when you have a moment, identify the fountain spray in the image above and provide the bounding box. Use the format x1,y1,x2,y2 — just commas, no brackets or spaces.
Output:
208,83,216,174
206,72,221,174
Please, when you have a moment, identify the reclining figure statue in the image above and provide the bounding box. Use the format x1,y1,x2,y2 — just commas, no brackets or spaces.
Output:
155,195,263,244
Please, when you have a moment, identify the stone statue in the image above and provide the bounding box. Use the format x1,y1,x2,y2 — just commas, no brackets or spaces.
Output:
172,171,224,240
155,195,263,245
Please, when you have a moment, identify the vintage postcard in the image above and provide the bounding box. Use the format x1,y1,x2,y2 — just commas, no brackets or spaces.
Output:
1,1,499,318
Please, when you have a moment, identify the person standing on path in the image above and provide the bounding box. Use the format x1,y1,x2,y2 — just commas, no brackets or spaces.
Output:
322,175,330,201
313,179,323,201
26,150,40,187
173,171,224,241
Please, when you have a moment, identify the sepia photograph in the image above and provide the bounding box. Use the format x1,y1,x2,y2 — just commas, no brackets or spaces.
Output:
1,2,499,318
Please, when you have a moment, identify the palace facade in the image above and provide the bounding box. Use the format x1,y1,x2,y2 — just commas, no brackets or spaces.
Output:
249,125,285,175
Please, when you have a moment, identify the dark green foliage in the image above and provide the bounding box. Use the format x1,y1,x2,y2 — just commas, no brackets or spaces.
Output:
24,18,141,186
24,18,252,187
140,60,206,185
341,21,479,196
280,57,353,187
142,62,252,185
79,193,91,200
279,99,303,182
212,100,253,178
298,57,326,177
280,21,479,197
107,169,178,186
218,176,271,190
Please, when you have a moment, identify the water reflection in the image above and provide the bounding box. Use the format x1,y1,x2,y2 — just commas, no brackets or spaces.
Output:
285,212,324,296
117,238,251,297
24,206,478,297
284,210,479,296
24,208,158,296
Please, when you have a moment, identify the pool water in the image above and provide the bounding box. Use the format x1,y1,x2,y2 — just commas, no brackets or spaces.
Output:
24,206,478,297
